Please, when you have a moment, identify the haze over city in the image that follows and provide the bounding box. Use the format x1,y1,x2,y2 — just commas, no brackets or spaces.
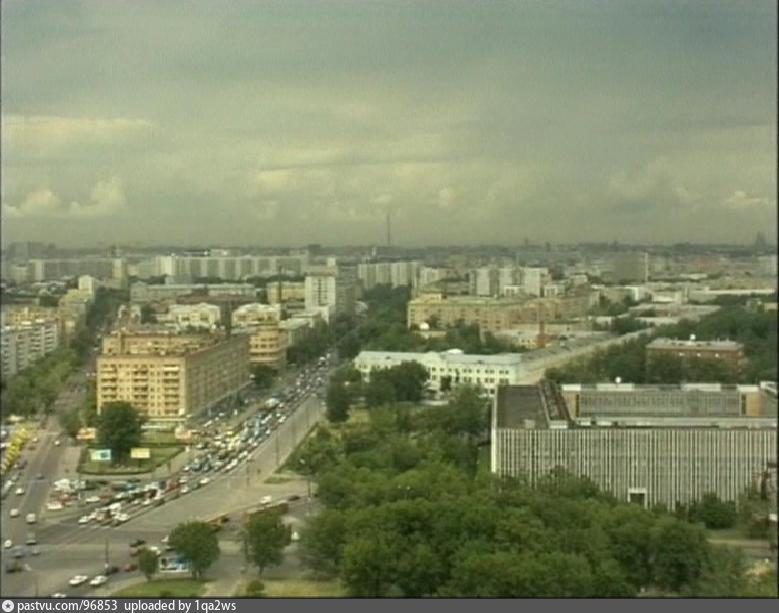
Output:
2,0,776,247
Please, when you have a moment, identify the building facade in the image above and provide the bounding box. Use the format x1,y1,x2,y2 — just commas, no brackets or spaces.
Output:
96,330,250,421
492,381,777,509
354,349,524,396
646,338,745,372
1,318,60,378
158,303,222,331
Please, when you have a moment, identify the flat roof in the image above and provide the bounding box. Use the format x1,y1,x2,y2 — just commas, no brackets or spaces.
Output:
356,350,523,365
648,338,743,350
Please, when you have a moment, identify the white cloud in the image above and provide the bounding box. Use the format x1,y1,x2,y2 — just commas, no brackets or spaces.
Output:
2,178,126,219
2,115,154,154
723,190,771,209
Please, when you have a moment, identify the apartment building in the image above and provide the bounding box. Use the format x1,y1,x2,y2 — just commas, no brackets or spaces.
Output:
266,281,306,305
304,274,337,312
354,349,524,396
158,303,222,331
148,253,309,280
96,329,250,422
1,318,61,378
611,252,649,283
235,325,287,370
231,303,282,327
407,292,593,333
492,381,777,509
358,261,420,291
646,337,745,373
130,281,256,303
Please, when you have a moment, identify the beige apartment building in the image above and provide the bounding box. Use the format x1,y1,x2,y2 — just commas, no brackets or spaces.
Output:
96,329,250,422
407,292,593,333
266,281,306,305
236,325,287,370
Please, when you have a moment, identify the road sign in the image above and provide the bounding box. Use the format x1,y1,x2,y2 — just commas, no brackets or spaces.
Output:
130,447,151,460
89,449,112,462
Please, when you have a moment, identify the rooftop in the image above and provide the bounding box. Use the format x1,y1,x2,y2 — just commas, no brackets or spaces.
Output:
356,350,523,366
648,337,743,350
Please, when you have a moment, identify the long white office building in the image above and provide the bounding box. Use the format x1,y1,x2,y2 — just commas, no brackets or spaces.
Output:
354,349,524,396
492,381,778,509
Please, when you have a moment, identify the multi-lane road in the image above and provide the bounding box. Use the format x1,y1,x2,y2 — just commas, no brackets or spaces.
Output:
1,368,327,598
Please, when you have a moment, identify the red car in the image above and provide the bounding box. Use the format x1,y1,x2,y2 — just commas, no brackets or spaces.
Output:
123,563,138,572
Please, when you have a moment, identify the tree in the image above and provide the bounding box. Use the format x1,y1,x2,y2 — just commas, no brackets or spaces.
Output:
138,548,159,581
299,509,349,577
140,304,157,324
59,407,82,440
341,534,399,597
326,381,351,423
364,376,396,408
243,579,266,597
688,493,737,529
650,517,710,593
96,402,145,464
251,365,275,390
168,521,220,579
243,511,291,576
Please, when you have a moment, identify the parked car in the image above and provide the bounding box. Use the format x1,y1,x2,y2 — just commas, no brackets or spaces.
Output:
26,513,37,524
123,563,138,572
89,575,108,587
9,508,20,518
104,565,120,576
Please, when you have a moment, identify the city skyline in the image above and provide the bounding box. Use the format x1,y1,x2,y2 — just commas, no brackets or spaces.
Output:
1,0,777,248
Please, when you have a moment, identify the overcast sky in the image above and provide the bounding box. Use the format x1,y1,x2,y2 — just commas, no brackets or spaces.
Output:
1,0,776,248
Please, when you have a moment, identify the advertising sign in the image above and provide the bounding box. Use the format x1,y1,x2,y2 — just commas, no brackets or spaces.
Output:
130,447,151,460
89,449,112,462
76,428,97,442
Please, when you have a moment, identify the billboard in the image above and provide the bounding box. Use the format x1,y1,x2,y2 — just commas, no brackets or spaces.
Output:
76,428,97,442
89,449,112,462
130,447,151,460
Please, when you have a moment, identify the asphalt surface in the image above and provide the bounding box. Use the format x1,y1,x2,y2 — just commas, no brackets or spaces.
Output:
0,377,326,598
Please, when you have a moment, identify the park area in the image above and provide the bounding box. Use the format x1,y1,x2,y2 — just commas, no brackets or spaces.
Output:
113,579,205,598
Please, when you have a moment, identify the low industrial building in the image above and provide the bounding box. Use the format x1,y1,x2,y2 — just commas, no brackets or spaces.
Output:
354,349,524,396
492,380,777,509
647,337,745,372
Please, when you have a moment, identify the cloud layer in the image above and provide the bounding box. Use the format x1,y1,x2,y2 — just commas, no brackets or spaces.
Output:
1,0,775,246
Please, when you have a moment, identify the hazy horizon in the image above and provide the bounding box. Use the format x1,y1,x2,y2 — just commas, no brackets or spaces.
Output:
2,0,777,248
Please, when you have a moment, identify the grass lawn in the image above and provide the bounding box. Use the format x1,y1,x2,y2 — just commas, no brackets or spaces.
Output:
142,431,179,445
113,579,206,597
80,446,183,475
244,579,346,597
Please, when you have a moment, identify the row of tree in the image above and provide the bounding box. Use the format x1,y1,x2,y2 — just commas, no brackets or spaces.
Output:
546,305,776,385
296,386,776,597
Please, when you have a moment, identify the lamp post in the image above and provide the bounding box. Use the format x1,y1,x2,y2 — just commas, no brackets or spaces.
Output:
299,459,311,499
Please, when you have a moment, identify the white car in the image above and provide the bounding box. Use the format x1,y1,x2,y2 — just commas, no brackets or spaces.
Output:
47,502,63,511
89,575,108,587
198,477,210,486
3,539,12,549
68,575,89,587
9,508,20,518
78,515,90,525
51,594,67,598
85,496,101,504
260,495,273,505
15,487,25,496
180,486,190,495
26,513,37,524
54,440,61,446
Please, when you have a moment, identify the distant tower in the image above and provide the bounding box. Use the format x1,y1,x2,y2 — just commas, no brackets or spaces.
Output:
386,212,392,248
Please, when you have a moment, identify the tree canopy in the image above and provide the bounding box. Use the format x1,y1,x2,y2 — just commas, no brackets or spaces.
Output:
243,511,292,576
169,521,221,580
96,402,146,464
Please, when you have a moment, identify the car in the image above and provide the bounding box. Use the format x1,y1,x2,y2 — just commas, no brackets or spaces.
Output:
36,473,44,480
89,575,108,587
11,546,25,559
287,494,301,502
15,487,25,496
260,495,273,505
9,508,20,518
32,437,39,443
198,477,210,486
54,440,61,447
123,563,138,572
46,502,63,511
30,547,40,556
51,594,67,598
68,575,89,587
26,513,37,524
85,495,101,504
3,540,12,549
129,539,146,548
78,515,91,525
